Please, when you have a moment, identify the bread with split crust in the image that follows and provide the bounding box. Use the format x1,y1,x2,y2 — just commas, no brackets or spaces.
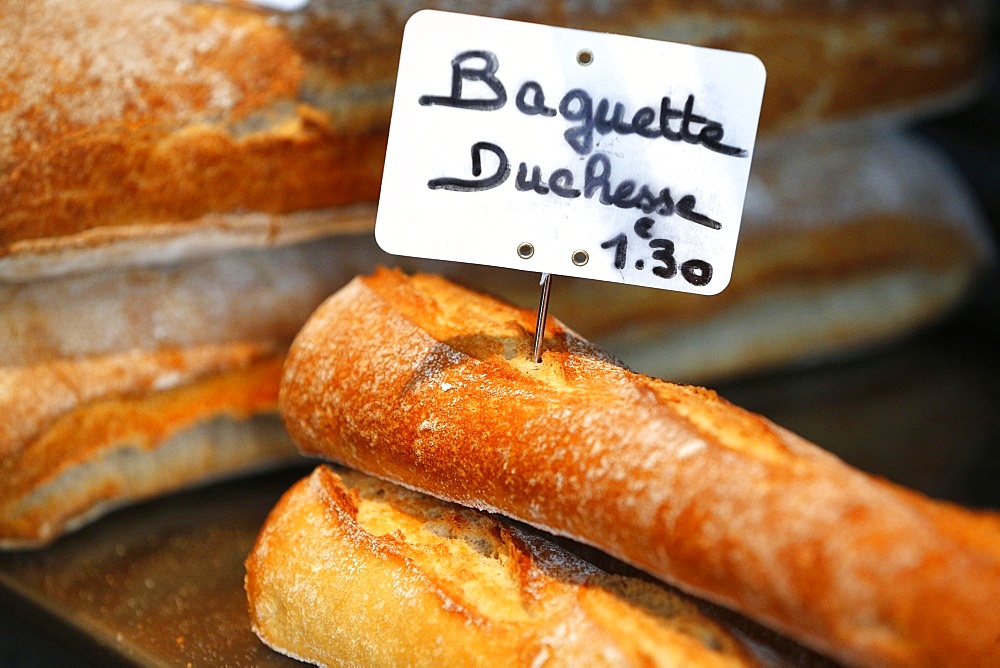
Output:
246,464,761,667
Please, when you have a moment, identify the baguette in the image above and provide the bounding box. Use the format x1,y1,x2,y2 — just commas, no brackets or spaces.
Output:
246,464,759,667
279,268,1000,667
0,0,384,280
269,0,988,138
0,236,379,547
0,0,985,280
0,236,377,547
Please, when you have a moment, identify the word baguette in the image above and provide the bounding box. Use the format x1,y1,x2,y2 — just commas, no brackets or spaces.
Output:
419,50,747,158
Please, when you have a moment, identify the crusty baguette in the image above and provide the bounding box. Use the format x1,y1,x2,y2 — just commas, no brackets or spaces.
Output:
279,269,1000,668
0,0,985,279
0,345,301,549
246,464,759,667
270,0,988,138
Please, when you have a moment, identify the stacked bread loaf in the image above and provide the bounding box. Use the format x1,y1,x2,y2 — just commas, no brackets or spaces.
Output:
0,0,386,548
247,464,769,667
1,0,991,550
265,269,1000,667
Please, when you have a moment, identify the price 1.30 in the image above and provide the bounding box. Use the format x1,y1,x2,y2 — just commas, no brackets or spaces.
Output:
600,216,713,287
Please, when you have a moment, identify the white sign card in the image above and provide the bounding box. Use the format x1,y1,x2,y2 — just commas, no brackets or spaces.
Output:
376,10,766,295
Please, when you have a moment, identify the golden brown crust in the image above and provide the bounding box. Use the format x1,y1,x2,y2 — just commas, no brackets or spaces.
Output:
0,349,300,549
0,1,985,272
279,268,1000,667
246,464,758,666
0,113,386,249
0,0,386,267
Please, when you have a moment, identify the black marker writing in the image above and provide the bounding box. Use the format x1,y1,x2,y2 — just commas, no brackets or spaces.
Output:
515,163,581,198
601,233,629,270
634,217,655,239
675,195,719,229
680,259,713,286
427,142,510,191
601,219,716,286
649,238,677,278
418,51,748,158
515,81,556,117
560,88,745,157
418,51,507,110
583,153,719,228
430,145,721,229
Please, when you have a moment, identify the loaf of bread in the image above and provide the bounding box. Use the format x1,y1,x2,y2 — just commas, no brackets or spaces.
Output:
0,0,383,281
0,237,380,548
246,464,761,667
1,0,988,551
262,0,989,137
0,0,985,280
279,269,1000,667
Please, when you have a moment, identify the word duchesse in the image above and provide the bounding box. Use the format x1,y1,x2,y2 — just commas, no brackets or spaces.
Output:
376,10,766,295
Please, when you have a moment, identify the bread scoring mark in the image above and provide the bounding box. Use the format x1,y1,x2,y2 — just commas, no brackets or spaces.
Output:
340,467,538,625
251,466,758,665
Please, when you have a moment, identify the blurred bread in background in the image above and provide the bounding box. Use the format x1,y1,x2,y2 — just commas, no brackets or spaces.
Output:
0,0,987,279
0,238,377,548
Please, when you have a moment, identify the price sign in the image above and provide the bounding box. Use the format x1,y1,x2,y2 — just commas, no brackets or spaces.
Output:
376,10,765,295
